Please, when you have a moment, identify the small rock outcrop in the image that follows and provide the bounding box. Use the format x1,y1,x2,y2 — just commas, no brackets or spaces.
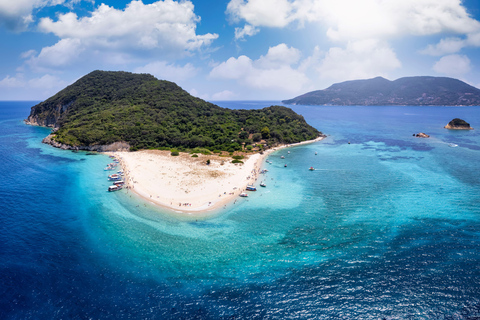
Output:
444,118,473,130
414,132,430,138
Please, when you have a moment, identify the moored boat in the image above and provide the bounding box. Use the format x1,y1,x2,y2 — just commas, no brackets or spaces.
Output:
239,192,248,197
113,180,125,186
108,185,122,192
260,182,266,187
108,174,121,181
246,185,256,191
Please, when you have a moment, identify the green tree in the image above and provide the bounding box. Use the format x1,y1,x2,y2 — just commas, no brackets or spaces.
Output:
261,126,270,139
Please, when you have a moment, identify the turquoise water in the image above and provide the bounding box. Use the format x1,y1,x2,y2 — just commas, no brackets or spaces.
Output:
1,101,480,319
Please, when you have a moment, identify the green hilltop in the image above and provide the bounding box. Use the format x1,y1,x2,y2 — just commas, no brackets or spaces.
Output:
27,70,321,152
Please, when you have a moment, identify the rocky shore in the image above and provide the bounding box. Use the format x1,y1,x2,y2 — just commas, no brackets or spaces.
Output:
41,133,130,152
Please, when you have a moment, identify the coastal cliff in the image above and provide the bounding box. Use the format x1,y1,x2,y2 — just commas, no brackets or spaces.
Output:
27,70,322,152
283,76,480,106
26,100,74,128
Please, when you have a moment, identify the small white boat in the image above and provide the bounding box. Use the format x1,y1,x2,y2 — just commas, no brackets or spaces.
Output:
448,143,458,147
280,156,285,159
246,185,257,191
108,185,122,192
288,151,290,154
239,192,248,197
260,182,266,187
315,152,317,155
108,174,121,181
113,180,125,186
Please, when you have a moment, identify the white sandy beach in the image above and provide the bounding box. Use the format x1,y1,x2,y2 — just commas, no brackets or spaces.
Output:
112,136,324,213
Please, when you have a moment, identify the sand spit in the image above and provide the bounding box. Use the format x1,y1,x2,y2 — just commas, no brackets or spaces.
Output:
111,136,325,213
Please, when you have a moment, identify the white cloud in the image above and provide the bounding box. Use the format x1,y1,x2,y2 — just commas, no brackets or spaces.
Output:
420,37,466,56
317,39,401,82
134,61,198,83
38,1,218,52
234,24,259,40
26,38,84,72
212,90,236,100
226,0,480,41
210,43,309,93
21,1,218,73
433,54,471,76
20,49,37,59
0,74,25,87
256,43,301,68
28,73,65,89
210,55,253,80
0,0,86,31
227,0,296,28
0,72,66,99
210,41,404,95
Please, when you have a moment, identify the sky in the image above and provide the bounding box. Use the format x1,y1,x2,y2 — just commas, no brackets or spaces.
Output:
1,0,480,101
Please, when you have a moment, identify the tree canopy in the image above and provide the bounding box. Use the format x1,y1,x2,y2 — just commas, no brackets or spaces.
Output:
28,70,322,151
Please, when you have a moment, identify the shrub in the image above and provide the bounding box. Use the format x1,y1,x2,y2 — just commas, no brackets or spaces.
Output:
191,154,198,157
232,155,244,160
171,150,179,156
232,159,244,164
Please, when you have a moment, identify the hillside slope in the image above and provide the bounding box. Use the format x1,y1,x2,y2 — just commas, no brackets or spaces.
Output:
27,70,321,151
282,76,480,106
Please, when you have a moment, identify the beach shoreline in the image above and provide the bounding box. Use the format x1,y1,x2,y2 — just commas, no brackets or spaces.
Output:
109,136,325,214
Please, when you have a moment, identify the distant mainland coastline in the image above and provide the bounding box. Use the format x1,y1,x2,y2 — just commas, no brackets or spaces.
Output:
283,76,480,106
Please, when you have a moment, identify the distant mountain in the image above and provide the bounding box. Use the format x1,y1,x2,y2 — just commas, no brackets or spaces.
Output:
26,70,321,151
282,76,480,106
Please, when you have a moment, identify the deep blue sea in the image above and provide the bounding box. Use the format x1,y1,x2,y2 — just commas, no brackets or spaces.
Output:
1,100,480,319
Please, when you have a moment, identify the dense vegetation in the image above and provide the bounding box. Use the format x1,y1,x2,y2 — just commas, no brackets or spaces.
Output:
28,70,321,151
283,76,480,106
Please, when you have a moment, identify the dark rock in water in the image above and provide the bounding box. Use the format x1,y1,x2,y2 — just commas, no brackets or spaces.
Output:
415,132,430,138
444,118,473,130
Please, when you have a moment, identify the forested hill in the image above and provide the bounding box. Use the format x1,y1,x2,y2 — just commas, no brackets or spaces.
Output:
27,70,321,151
282,76,480,106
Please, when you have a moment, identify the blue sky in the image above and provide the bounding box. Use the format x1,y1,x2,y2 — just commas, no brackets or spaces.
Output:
1,0,480,101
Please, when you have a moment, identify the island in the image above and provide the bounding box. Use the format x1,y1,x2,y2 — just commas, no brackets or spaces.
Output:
26,70,324,212
282,76,480,106
444,118,474,130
